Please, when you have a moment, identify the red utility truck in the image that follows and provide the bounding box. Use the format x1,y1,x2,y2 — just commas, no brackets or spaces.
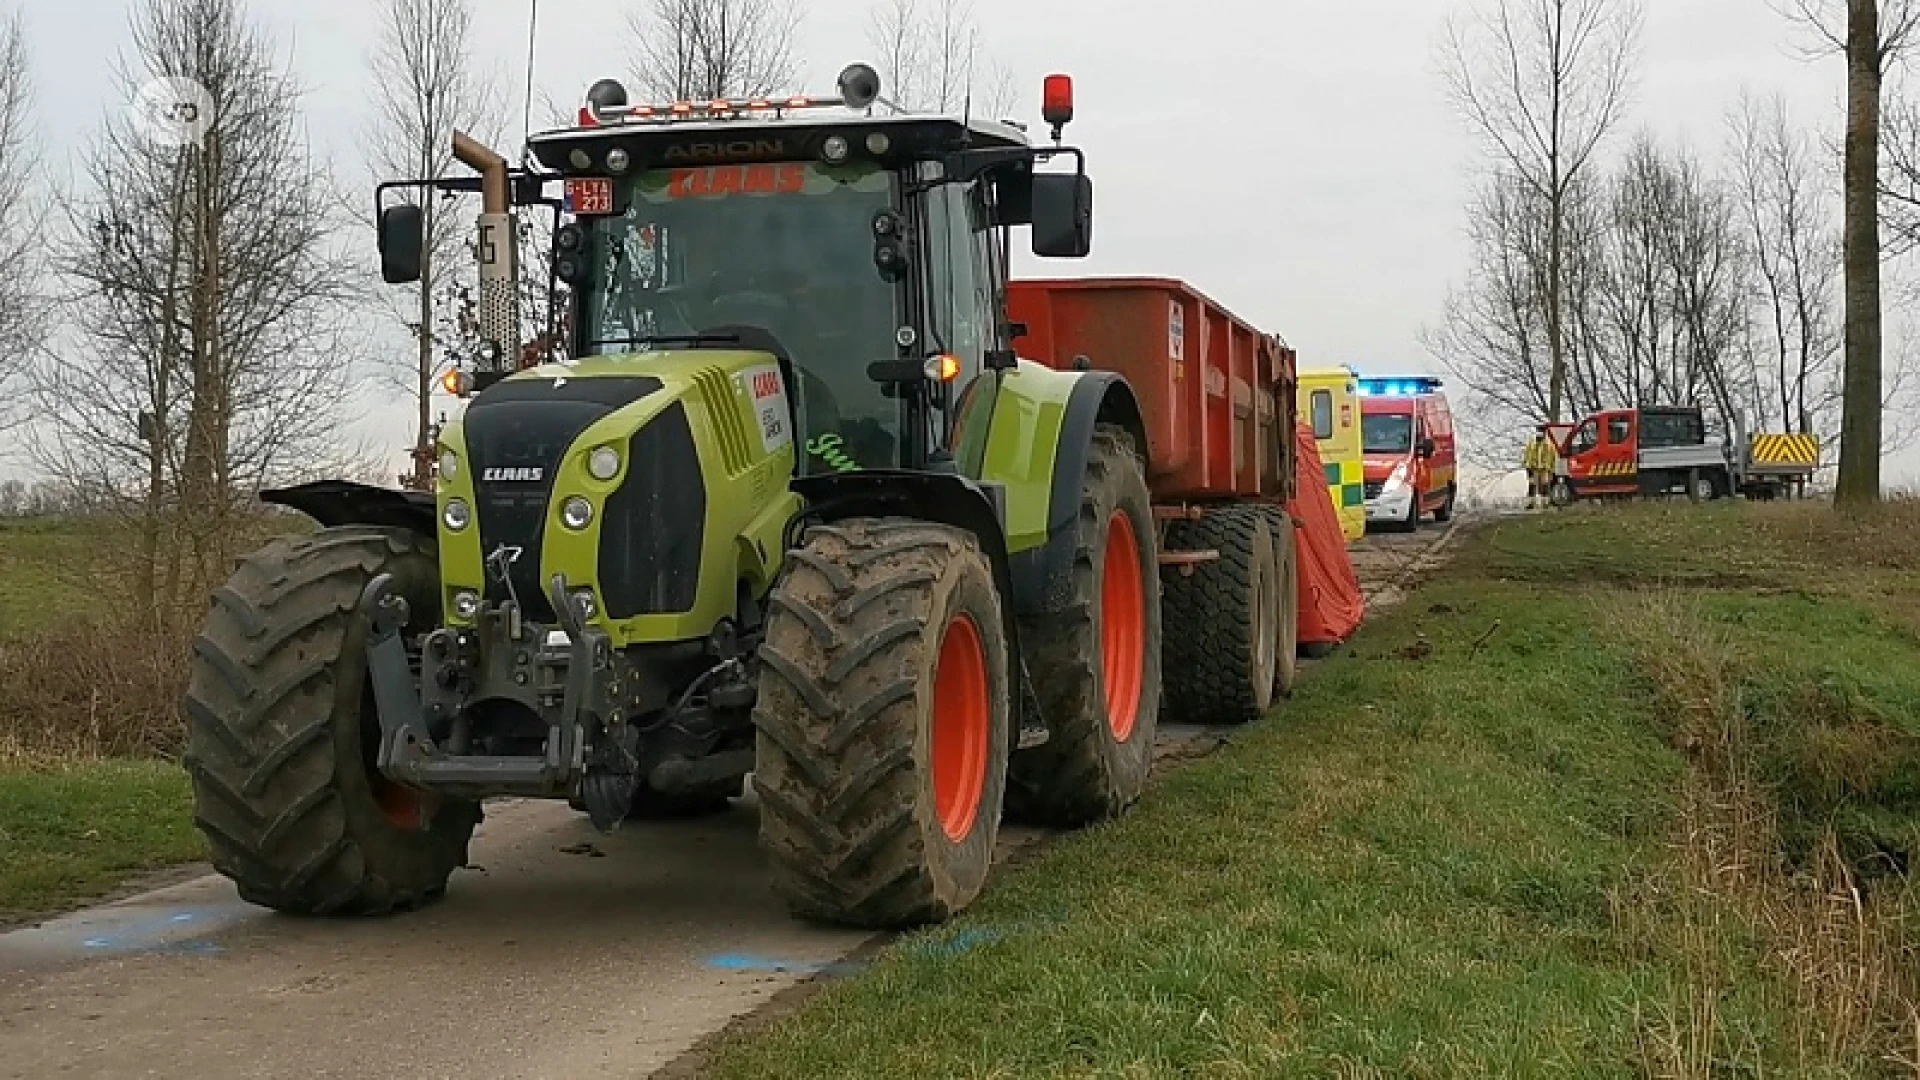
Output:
1551,405,1820,505
1007,277,1306,725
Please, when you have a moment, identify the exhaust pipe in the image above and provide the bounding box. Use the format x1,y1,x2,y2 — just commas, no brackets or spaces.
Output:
452,131,519,375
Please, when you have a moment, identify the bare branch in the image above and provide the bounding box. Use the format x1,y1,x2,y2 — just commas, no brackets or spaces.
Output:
0,8,44,436
625,0,801,102
1437,0,1644,422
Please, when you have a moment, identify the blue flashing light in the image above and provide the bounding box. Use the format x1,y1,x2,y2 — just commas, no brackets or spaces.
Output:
1356,375,1444,398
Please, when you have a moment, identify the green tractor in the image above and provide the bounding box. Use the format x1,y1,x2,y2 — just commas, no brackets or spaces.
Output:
183,64,1162,929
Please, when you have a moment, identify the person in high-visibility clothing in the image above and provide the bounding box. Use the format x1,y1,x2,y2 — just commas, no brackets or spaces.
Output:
1522,426,1556,509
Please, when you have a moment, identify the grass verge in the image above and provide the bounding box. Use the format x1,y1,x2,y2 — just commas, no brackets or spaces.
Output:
703,501,1920,1080
0,758,202,924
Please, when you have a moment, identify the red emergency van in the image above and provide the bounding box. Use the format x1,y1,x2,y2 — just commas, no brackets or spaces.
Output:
1358,375,1457,531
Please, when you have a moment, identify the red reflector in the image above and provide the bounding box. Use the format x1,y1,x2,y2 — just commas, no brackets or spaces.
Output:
565,177,615,215
1042,74,1073,124
577,106,599,127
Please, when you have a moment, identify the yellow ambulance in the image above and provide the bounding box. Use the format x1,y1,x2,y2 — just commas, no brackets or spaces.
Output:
1298,367,1367,542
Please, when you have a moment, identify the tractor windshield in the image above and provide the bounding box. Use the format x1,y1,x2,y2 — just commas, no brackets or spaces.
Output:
578,161,903,470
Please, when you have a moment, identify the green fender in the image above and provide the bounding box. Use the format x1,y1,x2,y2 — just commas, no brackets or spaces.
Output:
968,360,1147,618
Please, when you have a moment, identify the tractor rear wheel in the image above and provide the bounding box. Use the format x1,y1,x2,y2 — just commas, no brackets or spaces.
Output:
1006,424,1162,827
184,527,480,915
753,520,1011,929
1162,504,1281,726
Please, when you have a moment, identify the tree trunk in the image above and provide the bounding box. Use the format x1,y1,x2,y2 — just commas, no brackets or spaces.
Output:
1837,0,1884,507
1547,194,1568,422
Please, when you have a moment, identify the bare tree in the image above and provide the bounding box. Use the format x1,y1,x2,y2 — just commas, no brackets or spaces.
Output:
626,0,800,103
364,0,498,489
866,0,1019,116
1780,0,1920,503
31,0,356,619
1441,0,1643,423
1730,91,1844,444
0,9,41,435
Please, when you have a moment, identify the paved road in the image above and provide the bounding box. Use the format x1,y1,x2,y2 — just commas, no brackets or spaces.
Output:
0,519,1464,1080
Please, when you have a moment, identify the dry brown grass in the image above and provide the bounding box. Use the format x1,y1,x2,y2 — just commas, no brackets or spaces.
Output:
0,513,291,762
1751,495,1920,572
1612,593,1920,1079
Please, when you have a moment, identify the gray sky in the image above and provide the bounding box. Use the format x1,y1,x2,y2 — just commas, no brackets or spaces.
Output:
12,0,1918,485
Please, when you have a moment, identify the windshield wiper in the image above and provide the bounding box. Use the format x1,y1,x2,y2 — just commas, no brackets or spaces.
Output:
584,333,743,350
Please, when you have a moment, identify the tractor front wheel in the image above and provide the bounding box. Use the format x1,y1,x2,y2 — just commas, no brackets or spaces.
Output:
1006,424,1163,827
184,527,480,915
753,520,1011,929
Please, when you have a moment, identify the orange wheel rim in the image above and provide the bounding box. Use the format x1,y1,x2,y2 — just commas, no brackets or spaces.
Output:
1101,510,1146,741
931,613,990,843
372,776,427,831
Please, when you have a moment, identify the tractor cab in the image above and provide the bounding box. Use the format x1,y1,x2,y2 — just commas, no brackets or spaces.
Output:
381,64,1094,482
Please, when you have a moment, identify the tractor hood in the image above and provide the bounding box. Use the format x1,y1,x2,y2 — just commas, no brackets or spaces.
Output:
457,368,668,623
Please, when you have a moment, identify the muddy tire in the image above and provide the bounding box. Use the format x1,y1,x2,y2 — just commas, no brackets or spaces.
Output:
1006,424,1162,827
753,520,1011,929
184,527,480,916
1262,507,1302,699
1161,505,1281,726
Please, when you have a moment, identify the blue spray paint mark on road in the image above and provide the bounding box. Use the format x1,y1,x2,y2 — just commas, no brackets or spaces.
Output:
704,953,866,977
63,907,236,957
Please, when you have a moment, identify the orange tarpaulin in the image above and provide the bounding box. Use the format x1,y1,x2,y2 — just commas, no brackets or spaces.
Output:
1287,422,1366,647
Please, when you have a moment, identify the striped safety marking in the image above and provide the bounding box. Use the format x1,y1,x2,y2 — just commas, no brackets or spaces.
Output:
1749,433,1820,466
1586,461,1639,478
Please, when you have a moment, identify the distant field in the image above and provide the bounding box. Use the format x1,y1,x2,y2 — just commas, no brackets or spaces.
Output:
0,518,100,635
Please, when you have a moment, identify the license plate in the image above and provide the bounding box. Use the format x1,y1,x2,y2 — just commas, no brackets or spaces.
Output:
565,177,615,215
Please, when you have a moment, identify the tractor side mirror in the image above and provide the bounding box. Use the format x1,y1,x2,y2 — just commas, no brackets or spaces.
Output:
1417,438,1436,459
379,203,424,285
1031,173,1092,258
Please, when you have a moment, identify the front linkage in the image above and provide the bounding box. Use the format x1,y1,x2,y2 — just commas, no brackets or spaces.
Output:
359,567,745,832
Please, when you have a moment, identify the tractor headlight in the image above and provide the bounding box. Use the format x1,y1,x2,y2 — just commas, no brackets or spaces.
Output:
587,445,621,481
438,450,459,481
451,589,480,620
443,499,472,532
561,496,594,531
605,147,630,173
822,135,850,163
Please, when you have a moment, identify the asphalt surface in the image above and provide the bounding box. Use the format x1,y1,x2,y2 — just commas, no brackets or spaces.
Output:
0,518,1465,1080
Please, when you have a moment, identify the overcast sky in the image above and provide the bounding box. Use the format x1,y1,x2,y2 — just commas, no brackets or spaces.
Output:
10,0,1918,485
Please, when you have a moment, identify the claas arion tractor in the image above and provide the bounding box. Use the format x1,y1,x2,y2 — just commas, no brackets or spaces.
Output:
183,64,1164,928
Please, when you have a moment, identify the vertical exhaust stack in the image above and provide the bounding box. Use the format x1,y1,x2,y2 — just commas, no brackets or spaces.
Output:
453,131,520,376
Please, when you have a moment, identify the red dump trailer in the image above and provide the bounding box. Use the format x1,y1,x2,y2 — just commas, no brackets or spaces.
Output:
1007,277,1302,724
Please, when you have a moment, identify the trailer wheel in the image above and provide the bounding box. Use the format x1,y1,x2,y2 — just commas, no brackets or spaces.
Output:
754,519,1011,929
1257,506,1302,698
1007,424,1162,827
1161,504,1281,726
184,527,480,916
